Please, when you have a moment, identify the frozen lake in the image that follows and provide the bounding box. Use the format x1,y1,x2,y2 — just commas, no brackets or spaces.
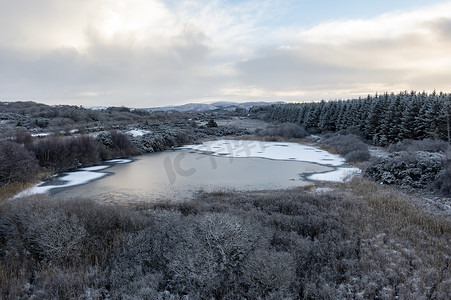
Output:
17,140,360,203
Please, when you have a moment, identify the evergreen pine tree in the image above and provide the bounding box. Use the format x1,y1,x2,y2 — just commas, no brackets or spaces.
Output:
401,92,421,140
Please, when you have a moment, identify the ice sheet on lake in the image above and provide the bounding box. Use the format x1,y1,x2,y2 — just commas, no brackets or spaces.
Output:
14,171,108,198
181,140,346,166
14,159,133,198
181,140,361,182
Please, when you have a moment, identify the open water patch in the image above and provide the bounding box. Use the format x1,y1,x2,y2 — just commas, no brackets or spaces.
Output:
14,140,360,202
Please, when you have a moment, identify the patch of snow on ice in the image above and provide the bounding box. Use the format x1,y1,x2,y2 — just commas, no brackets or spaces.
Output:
181,140,346,166
14,159,132,198
307,168,361,182
14,171,108,198
79,165,110,171
105,159,133,164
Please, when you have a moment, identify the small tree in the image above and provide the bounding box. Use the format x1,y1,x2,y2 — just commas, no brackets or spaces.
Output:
206,119,218,128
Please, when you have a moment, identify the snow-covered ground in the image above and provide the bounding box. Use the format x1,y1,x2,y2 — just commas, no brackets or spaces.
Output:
181,140,360,182
306,167,360,182
30,132,52,138
14,171,108,198
126,129,151,137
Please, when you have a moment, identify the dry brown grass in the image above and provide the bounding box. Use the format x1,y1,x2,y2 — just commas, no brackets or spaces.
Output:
0,182,34,202
346,177,450,236
340,177,451,298
0,170,53,202
315,143,339,154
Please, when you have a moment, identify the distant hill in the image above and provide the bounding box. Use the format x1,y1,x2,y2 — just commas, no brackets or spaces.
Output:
145,101,284,113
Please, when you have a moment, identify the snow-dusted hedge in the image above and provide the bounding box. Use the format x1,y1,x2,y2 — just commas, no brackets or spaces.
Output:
0,141,39,185
388,138,450,154
365,151,446,188
321,134,370,163
431,163,451,196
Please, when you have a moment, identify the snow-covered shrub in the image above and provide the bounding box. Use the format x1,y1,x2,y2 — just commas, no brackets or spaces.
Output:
0,196,86,264
108,228,164,298
28,135,102,171
242,250,295,298
0,141,39,185
345,150,371,162
365,151,446,188
431,162,451,196
96,130,140,157
168,213,263,298
389,138,450,153
322,134,370,162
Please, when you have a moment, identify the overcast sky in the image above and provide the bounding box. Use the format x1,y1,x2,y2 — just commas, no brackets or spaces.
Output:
1,0,451,107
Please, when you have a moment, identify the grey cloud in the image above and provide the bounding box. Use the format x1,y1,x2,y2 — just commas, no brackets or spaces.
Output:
426,17,451,41
235,46,406,91
0,21,221,106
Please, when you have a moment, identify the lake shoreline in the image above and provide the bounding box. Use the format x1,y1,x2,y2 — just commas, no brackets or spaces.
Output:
14,139,360,202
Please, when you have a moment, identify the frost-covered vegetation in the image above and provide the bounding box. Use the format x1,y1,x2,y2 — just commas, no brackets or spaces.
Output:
320,134,370,163
0,141,39,185
1,178,450,299
365,139,451,191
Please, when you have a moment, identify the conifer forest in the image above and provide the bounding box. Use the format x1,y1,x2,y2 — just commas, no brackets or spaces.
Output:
250,91,451,145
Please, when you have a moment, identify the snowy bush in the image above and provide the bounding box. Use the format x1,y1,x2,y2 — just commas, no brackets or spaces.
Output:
28,135,102,171
96,130,140,157
365,151,446,188
345,150,371,162
322,134,370,162
389,138,450,153
431,162,451,196
0,141,39,185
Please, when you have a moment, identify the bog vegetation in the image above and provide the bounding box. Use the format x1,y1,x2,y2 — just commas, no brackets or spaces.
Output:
1,178,449,299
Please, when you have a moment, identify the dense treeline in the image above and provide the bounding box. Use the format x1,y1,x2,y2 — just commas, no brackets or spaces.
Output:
250,91,451,145
1,178,449,299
